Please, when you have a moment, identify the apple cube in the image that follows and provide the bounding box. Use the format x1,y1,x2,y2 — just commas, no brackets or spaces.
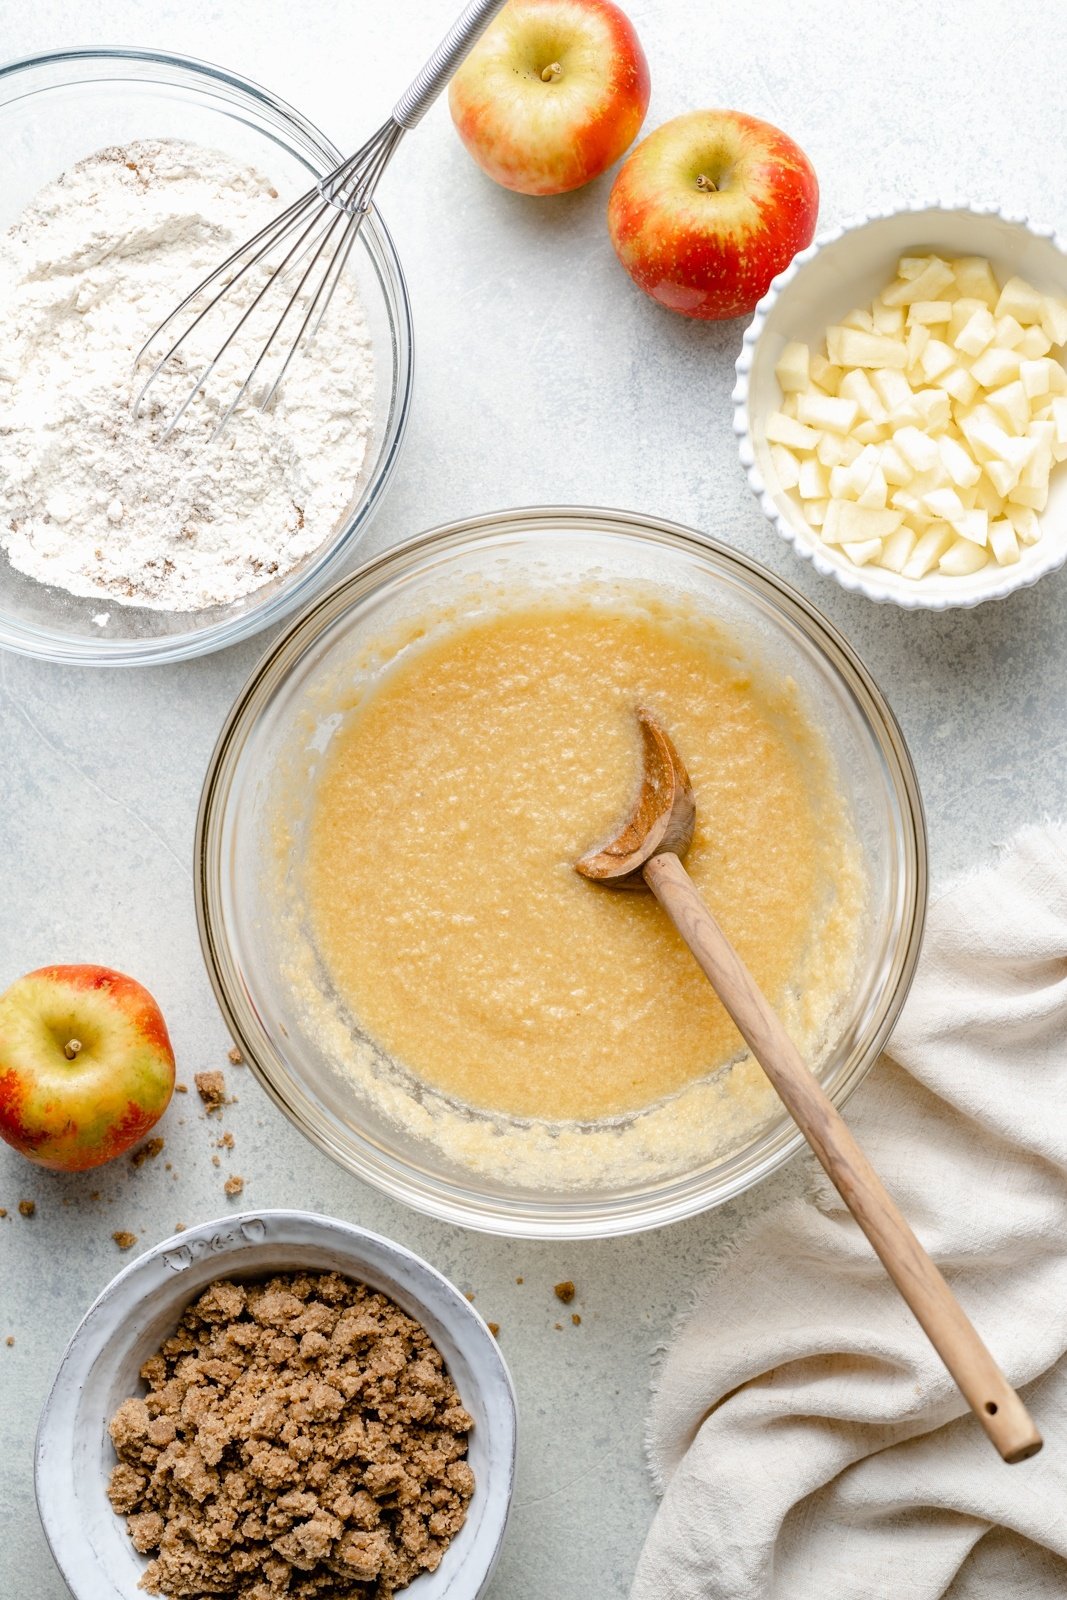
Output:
881,257,955,306
826,327,908,369
907,300,953,326
1020,357,1054,399
994,314,1026,349
911,388,952,431
1008,506,1041,544
775,341,811,393
879,525,918,572
947,297,987,343
905,322,930,374
953,509,989,546
766,412,820,451
872,300,906,336
838,368,886,420
822,502,903,544
1017,325,1052,359
940,367,979,404
797,393,859,434
939,434,981,487
919,339,955,381
796,457,828,499
922,486,966,521
894,425,939,472
1008,482,1049,510
810,355,842,394
852,420,889,444
841,306,875,332
803,499,828,527
950,257,1000,307
989,518,1020,565
1051,396,1067,446
879,442,911,485
973,474,1005,516
984,457,1022,496
939,537,989,575
995,275,1045,325
1040,295,1067,347
954,307,996,357
969,345,1021,388
829,464,853,499
842,537,885,566
857,467,889,508
769,443,801,490
986,380,1030,433
903,522,954,577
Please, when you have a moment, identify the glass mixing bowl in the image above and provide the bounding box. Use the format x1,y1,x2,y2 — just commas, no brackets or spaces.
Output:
196,508,927,1239
0,49,412,665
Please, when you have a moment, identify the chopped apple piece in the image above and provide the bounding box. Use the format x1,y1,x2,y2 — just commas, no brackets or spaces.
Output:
872,300,905,336
1008,506,1040,544
922,486,966,521
841,307,874,332
905,323,930,373
994,314,1026,349
1040,295,1067,347
826,328,908,369
939,434,981,487
842,538,884,566
797,457,829,500
911,388,951,431
1020,357,1054,399
970,345,1021,388
995,275,1045,325
894,425,939,472
836,503,904,542
907,300,953,326
768,443,801,490
804,499,828,527
941,367,979,404
1017,325,1052,359
816,433,849,467
774,341,810,393
838,368,886,421
984,457,1022,497
903,523,954,578
829,464,853,499
880,524,918,572
986,380,1029,433
919,339,955,381
857,467,889,509
809,355,842,394
852,420,888,444
766,412,820,451
953,509,988,546
954,307,996,357
1051,396,1067,446
881,258,955,306
797,393,859,434
989,518,1020,564
950,257,1000,307
939,537,988,575
1007,482,1049,510
973,475,1005,516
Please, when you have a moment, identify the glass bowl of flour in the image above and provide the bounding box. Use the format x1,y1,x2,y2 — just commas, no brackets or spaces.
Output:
0,50,412,665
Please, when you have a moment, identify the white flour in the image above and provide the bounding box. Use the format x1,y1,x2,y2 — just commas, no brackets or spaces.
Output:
0,140,375,612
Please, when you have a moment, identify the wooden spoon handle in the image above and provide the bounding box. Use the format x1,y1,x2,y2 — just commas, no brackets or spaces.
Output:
643,849,1041,1464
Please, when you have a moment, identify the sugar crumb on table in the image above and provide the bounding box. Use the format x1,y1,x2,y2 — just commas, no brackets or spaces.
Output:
554,1280,576,1304
223,1174,244,1197
112,1230,137,1251
194,1070,227,1110
17,1199,34,1218
106,1271,474,1599
227,1046,244,1066
130,1136,165,1167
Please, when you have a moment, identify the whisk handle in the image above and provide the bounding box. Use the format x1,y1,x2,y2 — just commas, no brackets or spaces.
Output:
391,0,510,128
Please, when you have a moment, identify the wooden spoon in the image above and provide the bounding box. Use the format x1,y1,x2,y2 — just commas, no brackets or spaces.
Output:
576,707,1041,1463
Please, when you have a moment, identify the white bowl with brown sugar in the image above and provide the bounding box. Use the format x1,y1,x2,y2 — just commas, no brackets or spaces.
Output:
34,1210,516,1600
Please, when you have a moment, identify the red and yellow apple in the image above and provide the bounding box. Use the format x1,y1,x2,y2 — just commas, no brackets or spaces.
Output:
608,110,819,319
448,0,650,196
0,964,174,1171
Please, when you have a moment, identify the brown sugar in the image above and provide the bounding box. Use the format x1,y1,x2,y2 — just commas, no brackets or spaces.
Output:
112,1231,138,1251
227,1046,244,1066
571,1314,581,1326
0,1208,7,1218
217,1131,235,1150
486,1322,500,1338
18,1199,35,1218
175,1082,188,1094
131,1136,165,1168
5,1335,14,1347
106,1272,474,1599
223,1175,244,1198
194,1070,227,1110
553,1280,575,1304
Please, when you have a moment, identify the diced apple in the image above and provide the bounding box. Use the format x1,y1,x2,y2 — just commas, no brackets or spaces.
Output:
797,393,859,434
879,524,918,572
940,366,978,404
939,434,981,487
939,537,989,575
973,475,1005,516
768,444,801,489
989,518,1020,565
919,338,955,381
1017,325,1052,359
950,257,1000,307
838,368,886,420
810,355,842,394
804,499,828,527
970,345,1021,388
841,307,874,332
995,275,1045,325
953,509,988,546
774,341,810,393
907,300,953,326
986,380,1030,433
879,442,911,485
953,307,996,357
842,537,885,566
826,327,908,369
822,502,904,544
853,420,888,444
985,457,1022,496
872,300,905,336
797,457,829,500
905,323,930,374
1051,396,1067,446
898,255,936,280
881,257,955,305
903,522,954,578
1020,357,1054,399
857,467,889,508
894,425,939,472
1008,506,1040,544
1007,482,1049,510
766,412,820,451
1040,295,1067,347
911,388,952,431
829,464,853,499
994,314,1026,349
922,486,966,521
868,368,910,410
947,297,987,343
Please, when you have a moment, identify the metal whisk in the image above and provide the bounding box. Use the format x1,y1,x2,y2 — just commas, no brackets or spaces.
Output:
134,0,508,439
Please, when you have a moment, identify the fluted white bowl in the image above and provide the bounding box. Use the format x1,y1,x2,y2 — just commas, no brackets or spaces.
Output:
734,203,1067,609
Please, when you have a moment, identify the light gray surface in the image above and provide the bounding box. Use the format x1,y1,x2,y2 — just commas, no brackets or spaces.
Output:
2,3,1066,1597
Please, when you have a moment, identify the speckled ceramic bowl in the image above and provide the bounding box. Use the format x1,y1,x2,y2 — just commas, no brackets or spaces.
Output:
734,202,1067,609
34,1210,516,1599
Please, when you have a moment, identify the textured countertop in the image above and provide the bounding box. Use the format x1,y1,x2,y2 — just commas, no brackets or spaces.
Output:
3,2,1067,1596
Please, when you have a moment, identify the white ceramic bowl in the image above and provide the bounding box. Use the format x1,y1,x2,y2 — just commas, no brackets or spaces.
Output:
34,1210,517,1599
734,202,1067,609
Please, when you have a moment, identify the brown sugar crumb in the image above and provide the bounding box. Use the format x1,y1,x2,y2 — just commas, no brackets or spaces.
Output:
0,1208,7,1219
487,1322,500,1338
223,1175,244,1198
515,1276,523,1285
194,1070,227,1110
174,1223,186,1233
130,1136,165,1168
211,1154,221,1168
571,1313,581,1326
112,1231,137,1251
227,1046,244,1066
554,1322,563,1331
89,1191,100,1202
175,1082,188,1094
5,1335,13,1347
18,1199,35,1218
464,1292,474,1303
554,1280,576,1304
217,1131,235,1150
106,1271,474,1600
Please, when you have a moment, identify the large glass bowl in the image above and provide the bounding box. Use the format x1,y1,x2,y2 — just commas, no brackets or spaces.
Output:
0,49,412,665
196,508,928,1239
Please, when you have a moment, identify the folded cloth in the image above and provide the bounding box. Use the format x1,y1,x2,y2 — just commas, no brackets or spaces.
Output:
631,825,1067,1600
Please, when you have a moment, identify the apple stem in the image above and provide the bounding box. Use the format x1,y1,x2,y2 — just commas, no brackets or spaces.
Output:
64,1039,82,1060
540,61,563,82
696,174,718,193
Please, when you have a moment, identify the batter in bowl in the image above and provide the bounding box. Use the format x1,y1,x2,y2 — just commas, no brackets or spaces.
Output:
303,596,863,1132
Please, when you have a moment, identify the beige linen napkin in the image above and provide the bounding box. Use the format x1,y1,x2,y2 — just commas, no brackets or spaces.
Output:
631,824,1067,1600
